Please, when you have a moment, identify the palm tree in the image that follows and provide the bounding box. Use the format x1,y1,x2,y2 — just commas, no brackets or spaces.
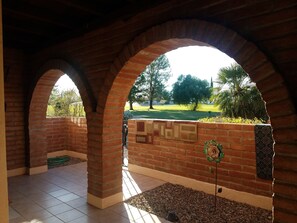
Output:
212,63,269,122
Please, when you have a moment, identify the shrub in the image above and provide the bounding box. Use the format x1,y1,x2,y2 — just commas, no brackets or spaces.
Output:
199,116,264,124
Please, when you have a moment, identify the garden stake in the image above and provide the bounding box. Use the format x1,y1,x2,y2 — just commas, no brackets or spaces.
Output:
203,139,224,213
215,161,218,211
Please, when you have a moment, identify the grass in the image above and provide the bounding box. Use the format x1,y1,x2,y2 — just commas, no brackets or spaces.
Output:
47,103,221,121
125,104,221,120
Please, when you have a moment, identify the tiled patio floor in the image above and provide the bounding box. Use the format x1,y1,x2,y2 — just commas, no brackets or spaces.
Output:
8,162,169,223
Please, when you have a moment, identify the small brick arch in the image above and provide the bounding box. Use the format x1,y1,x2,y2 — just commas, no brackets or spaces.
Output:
28,59,93,170
93,19,296,215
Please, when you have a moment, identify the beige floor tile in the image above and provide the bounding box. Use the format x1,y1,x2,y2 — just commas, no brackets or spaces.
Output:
47,203,73,215
34,197,63,209
9,207,21,219
9,216,27,223
8,162,167,223
66,197,87,208
42,216,64,223
56,209,85,222
68,215,102,223
49,189,71,197
56,193,80,202
21,209,53,222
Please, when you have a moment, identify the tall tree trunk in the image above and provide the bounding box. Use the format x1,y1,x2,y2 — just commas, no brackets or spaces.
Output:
129,100,133,110
193,101,198,111
149,99,154,109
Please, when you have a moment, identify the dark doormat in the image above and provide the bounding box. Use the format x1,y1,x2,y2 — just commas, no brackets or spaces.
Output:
125,183,272,223
47,155,86,169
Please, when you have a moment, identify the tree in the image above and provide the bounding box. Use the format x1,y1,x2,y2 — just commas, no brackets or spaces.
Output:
48,86,60,106
212,63,268,122
127,74,146,110
48,88,82,117
172,74,211,111
140,54,172,109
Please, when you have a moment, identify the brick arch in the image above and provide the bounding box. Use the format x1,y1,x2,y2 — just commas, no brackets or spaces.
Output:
28,59,92,173
100,19,295,154
93,19,297,214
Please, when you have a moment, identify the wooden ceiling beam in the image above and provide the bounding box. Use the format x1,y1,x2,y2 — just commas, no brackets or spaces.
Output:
4,25,48,37
3,8,76,30
51,0,106,17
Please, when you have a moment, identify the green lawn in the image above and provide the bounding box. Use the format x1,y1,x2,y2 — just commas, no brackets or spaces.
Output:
47,103,221,121
125,104,221,120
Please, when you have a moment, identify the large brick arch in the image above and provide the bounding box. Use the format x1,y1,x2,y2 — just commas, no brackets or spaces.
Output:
28,59,92,173
95,19,297,218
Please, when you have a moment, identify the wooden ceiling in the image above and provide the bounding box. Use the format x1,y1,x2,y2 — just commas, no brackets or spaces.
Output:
2,0,297,106
2,0,165,51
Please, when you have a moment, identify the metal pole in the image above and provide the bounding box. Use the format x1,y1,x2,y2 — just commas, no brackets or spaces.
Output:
215,162,218,211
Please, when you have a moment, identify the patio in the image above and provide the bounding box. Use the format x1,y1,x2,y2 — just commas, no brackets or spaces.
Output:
8,162,167,223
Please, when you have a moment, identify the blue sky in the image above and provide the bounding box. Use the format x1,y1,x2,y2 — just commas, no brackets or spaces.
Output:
56,46,235,91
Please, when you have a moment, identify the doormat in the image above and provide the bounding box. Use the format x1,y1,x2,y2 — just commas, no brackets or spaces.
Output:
47,155,85,169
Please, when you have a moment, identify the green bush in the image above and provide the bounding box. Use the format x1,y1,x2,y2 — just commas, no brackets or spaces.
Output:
199,116,265,124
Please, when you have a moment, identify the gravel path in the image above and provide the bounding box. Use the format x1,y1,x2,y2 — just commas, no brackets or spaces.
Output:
125,183,272,223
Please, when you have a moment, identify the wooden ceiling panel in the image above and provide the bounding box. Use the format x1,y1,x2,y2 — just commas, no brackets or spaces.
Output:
251,20,297,41
260,33,297,52
2,0,167,51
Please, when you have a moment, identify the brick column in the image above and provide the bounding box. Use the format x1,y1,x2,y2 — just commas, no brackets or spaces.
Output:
87,111,123,209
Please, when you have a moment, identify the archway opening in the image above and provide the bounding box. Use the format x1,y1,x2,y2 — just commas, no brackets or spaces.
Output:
28,60,91,175
99,21,282,217
46,74,87,168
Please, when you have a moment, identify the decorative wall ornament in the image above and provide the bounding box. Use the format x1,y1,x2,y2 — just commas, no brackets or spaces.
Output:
255,124,273,180
203,140,224,163
135,120,198,144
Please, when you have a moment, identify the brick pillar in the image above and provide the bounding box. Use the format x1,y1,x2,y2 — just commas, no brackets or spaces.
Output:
28,70,63,174
87,111,123,209
28,111,48,174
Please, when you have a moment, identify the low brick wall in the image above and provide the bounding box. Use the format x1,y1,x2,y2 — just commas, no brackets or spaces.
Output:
46,118,67,153
65,117,87,154
46,117,87,154
128,119,273,197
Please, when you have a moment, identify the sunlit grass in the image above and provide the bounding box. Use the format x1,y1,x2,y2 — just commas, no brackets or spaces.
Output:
124,103,221,112
47,103,221,121
125,103,221,120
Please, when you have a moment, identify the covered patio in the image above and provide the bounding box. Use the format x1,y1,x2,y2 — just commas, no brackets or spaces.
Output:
1,1,297,223
8,162,166,223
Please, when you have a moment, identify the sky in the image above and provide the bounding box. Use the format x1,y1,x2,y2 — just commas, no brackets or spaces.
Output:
165,46,235,90
56,46,236,91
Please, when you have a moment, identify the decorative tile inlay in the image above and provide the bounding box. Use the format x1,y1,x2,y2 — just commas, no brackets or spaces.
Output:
134,120,198,144
136,135,147,143
136,121,146,135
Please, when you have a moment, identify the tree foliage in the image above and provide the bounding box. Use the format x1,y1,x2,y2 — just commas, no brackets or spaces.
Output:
172,74,211,111
138,54,172,109
212,63,268,122
47,88,83,117
127,74,146,110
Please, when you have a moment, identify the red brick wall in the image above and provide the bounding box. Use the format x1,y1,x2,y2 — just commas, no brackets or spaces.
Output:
46,117,87,154
4,48,26,170
65,117,87,154
46,118,67,153
128,119,273,197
